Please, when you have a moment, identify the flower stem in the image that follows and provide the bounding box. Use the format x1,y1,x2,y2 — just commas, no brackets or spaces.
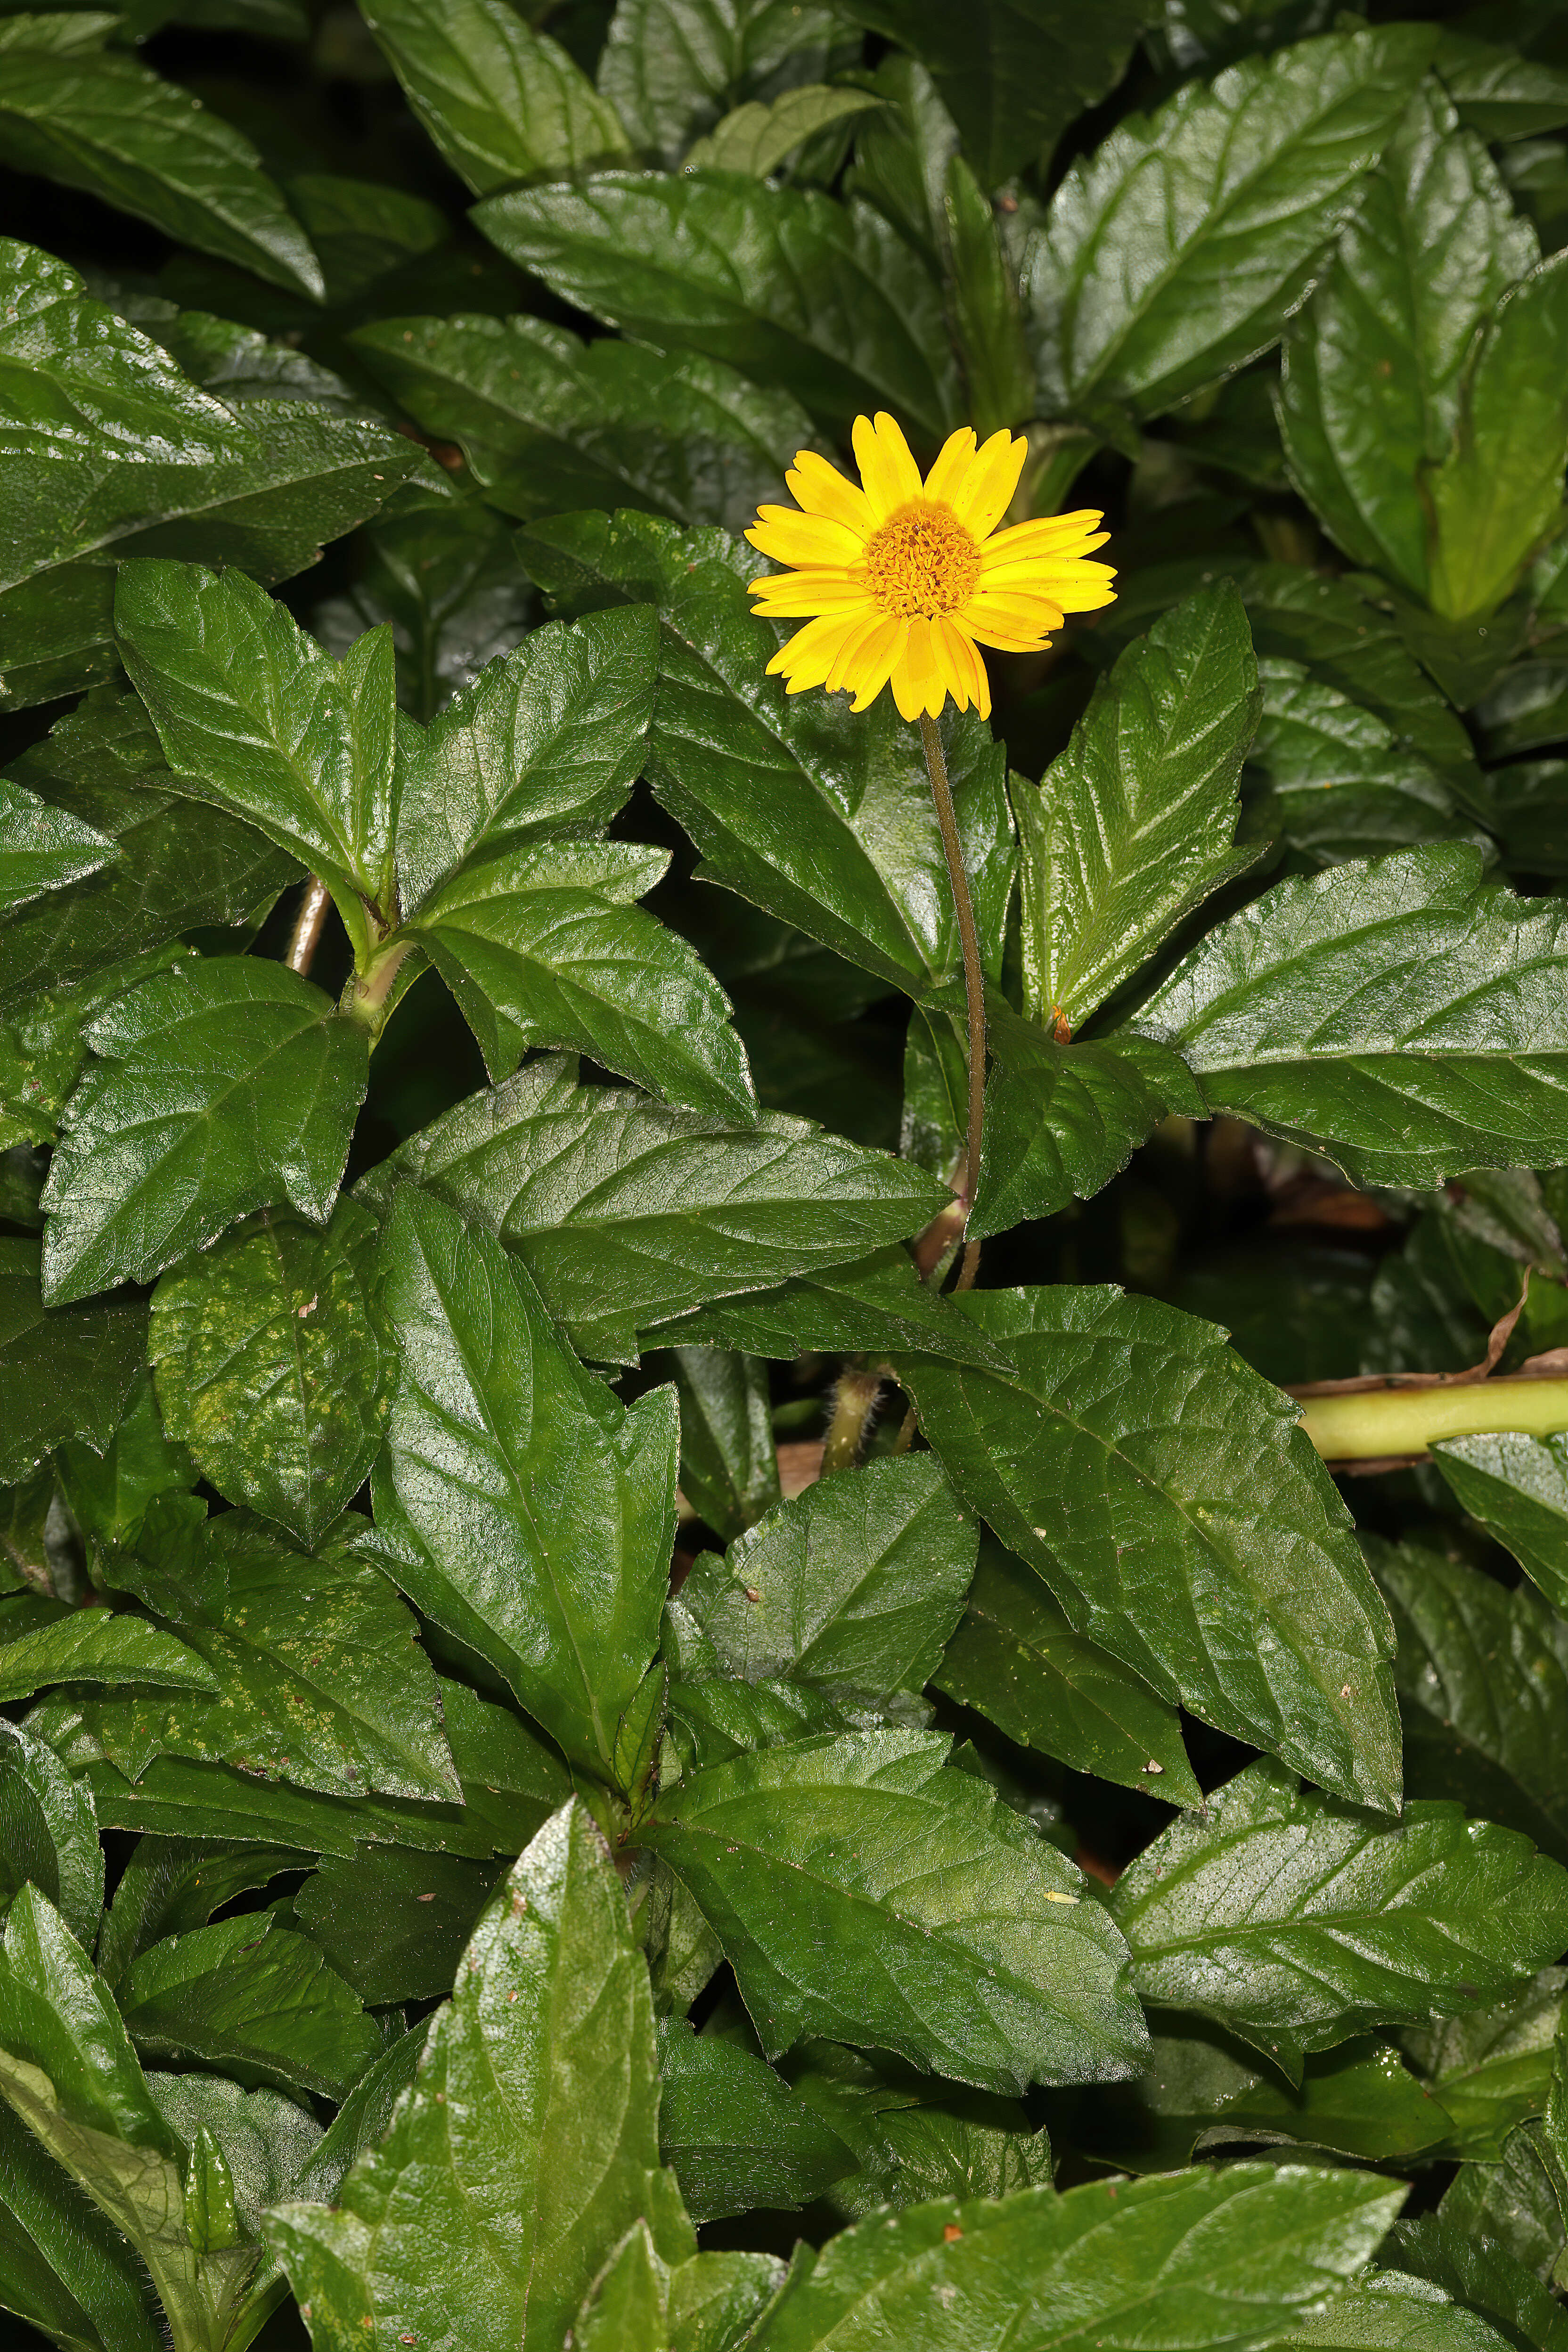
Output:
918,710,985,1292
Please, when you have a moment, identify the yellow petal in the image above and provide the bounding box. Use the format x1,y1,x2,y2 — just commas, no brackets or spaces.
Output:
749,574,876,618
979,509,1108,567
746,510,864,569
825,609,888,694
890,613,947,720
922,426,978,506
948,428,1028,539
768,610,861,693
852,412,923,523
847,615,906,712
786,449,875,539
939,618,990,720
965,587,1060,632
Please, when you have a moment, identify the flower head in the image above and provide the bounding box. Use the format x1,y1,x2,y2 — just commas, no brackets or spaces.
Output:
745,412,1116,723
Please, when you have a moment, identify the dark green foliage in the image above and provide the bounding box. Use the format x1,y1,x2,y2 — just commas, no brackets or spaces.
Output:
7,7,1568,2349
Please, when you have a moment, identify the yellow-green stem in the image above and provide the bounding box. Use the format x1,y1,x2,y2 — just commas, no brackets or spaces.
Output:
1298,1379,1568,1462
345,937,414,1037
918,710,985,1292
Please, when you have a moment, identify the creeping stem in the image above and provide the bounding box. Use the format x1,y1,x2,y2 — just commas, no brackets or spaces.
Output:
1298,1379,1568,1463
918,710,985,1293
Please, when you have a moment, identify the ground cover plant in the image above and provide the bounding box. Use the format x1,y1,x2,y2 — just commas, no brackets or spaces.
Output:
16,1,1568,2347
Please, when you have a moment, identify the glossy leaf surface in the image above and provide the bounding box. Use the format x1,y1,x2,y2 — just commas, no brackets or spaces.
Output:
1132,845,1568,1189
642,1726,1148,2093
1111,1760,1568,2078
265,1801,695,2352
893,1286,1402,1811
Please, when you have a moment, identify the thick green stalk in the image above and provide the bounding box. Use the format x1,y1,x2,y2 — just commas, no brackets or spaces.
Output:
1298,1379,1568,1462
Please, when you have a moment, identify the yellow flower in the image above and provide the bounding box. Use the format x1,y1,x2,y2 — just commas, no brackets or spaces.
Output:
745,412,1116,723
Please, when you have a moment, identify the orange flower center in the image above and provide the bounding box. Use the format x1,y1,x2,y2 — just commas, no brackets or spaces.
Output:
862,498,980,620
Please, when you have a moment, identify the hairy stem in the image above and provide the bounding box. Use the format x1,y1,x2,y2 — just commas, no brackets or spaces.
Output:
918,711,984,1293
344,937,416,1038
822,1367,883,1473
1298,1379,1568,1463
285,877,331,976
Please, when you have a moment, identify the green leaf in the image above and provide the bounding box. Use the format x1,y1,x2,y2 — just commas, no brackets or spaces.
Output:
419,837,756,1113
307,491,532,728
85,1498,459,1804
659,2020,857,2225
291,2029,425,2209
646,1242,1006,1368
0,28,323,301
688,86,883,178
376,1187,676,1777
1427,251,1568,621
0,1613,217,1710
971,1010,1205,1240
359,0,629,196
850,0,1149,183
933,1539,1202,1807
1083,2023,1455,2176
780,2039,1053,2220
264,1799,696,2351
357,1053,947,1364
1385,2210,1568,2352
0,1883,264,2352
292,1846,500,2004
891,1285,1402,1812
436,1677,572,1856
56,1368,196,1558
1024,24,1437,440
640,1725,1147,2093
1440,2119,1565,2284
0,1718,103,1950
1132,844,1568,1188
943,148,1035,437
1243,657,1483,868
114,561,404,954
351,312,818,533
150,1201,394,1551
0,2095,164,2352
0,942,184,1154
597,0,841,168
1437,31,1568,143
1262,2273,1520,2352
1013,583,1262,1032
78,1750,501,1861
1403,1972,1564,2160
0,777,114,918
1111,1759,1568,2079
388,604,657,917
516,512,1015,1002
0,239,419,712
678,1454,975,1699
0,691,301,1015
117,1914,383,2101
1432,1432,1568,1614
1234,563,1486,796
474,175,962,441
1366,1536,1568,1870
670,1348,781,1543
97,1837,312,1993
747,2161,1405,2352
1278,83,1537,603
41,956,370,1306
0,1239,146,1485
